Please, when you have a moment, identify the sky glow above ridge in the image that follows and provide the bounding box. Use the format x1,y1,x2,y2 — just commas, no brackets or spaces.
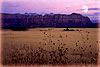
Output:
1,0,100,21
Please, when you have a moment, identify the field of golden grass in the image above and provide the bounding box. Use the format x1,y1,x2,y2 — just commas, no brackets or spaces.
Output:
1,28,99,66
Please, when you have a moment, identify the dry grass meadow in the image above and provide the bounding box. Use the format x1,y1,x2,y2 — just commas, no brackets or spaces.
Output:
1,28,99,66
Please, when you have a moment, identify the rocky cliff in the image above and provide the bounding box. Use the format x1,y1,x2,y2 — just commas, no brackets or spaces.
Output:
1,13,98,28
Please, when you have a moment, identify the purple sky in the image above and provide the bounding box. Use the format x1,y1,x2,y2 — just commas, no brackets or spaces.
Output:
1,0,100,21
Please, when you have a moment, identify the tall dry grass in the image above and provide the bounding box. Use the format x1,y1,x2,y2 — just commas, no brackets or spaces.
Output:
2,28,99,66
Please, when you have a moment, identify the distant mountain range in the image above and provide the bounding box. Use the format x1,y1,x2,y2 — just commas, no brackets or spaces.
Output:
1,13,98,28
91,20,99,23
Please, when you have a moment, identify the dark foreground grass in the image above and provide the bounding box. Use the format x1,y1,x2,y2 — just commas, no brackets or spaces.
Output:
2,44,99,66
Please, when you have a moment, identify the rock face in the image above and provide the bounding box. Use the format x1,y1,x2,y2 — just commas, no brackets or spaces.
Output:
1,13,98,28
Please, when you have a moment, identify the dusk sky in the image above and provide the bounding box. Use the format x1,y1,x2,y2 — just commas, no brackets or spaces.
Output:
1,0,100,21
